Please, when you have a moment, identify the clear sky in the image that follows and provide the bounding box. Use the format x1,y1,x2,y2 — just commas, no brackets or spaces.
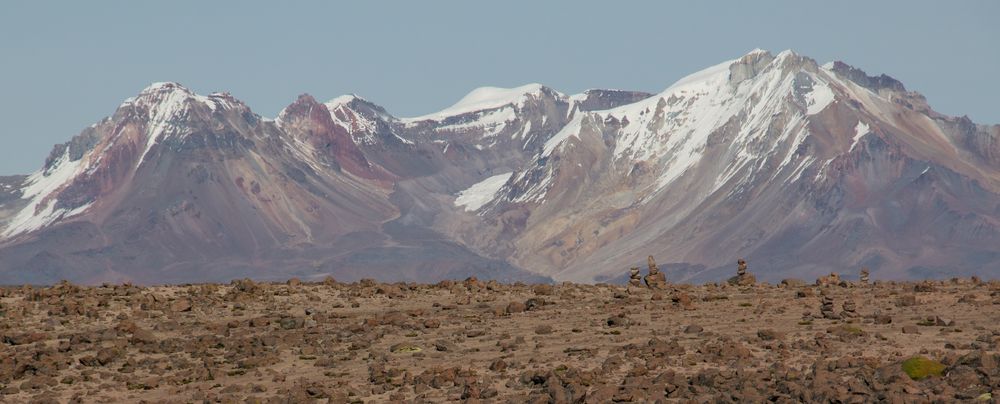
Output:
1,1,997,175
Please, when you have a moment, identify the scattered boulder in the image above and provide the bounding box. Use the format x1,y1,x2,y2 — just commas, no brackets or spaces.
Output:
532,284,554,296
505,301,526,314
169,298,192,312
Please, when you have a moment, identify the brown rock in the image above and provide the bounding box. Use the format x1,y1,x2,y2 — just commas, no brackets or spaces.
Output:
505,302,526,314
489,359,507,372
169,298,192,312
130,328,157,345
934,316,955,327
757,329,783,341
897,295,918,307
532,284,554,296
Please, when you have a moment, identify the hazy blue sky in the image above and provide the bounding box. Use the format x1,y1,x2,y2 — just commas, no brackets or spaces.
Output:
1,1,997,174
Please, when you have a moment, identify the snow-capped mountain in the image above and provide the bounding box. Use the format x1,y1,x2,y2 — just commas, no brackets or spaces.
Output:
465,50,1000,282
1,50,997,284
0,83,543,284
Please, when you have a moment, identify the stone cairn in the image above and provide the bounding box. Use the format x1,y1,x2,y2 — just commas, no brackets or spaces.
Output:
643,256,667,290
820,291,839,319
840,298,859,319
629,267,642,286
627,267,643,292
859,268,870,285
727,258,757,286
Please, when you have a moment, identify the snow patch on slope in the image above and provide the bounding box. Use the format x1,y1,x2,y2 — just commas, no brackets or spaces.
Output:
432,107,517,138
805,80,834,115
850,120,870,151
454,172,513,212
2,149,89,238
543,115,584,156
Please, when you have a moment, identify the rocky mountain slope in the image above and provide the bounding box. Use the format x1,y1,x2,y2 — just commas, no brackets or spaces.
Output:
1,50,997,284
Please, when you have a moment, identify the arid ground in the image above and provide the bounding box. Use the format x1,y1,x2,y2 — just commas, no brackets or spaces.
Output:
2,275,999,403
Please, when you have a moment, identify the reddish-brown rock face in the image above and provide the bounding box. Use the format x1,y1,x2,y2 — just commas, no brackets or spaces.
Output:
278,94,393,183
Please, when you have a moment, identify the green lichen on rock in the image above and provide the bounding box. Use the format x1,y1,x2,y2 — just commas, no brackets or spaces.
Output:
901,356,945,380
390,344,422,353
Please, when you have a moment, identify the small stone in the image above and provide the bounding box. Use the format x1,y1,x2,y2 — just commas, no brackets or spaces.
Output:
684,325,704,334
897,295,918,307
534,325,553,335
434,340,458,352
489,359,507,372
606,314,629,328
757,329,783,341
902,326,920,334
279,316,304,330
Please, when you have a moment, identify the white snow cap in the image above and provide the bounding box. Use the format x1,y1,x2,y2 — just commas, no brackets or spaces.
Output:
325,94,364,108
404,83,548,122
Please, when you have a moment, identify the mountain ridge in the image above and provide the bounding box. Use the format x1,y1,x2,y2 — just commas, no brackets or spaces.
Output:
1,49,998,285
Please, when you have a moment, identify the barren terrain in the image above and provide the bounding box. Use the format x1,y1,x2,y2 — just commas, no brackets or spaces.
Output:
2,274,1000,403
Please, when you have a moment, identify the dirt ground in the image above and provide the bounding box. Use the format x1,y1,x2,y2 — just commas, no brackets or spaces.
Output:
2,275,999,403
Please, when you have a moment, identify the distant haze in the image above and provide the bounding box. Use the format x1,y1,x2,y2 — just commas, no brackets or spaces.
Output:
0,0,997,175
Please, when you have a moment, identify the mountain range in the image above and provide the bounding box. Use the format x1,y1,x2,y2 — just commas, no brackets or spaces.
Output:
2,49,998,285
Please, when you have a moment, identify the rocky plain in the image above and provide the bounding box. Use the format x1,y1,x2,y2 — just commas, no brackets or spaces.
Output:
2,264,1000,403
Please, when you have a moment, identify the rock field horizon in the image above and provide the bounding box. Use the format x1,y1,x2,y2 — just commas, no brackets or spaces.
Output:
3,260,1000,402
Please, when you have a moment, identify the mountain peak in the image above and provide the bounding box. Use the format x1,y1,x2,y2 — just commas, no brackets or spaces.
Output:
326,94,363,108
140,81,192,95
403,83,553,122
121,81,247,117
